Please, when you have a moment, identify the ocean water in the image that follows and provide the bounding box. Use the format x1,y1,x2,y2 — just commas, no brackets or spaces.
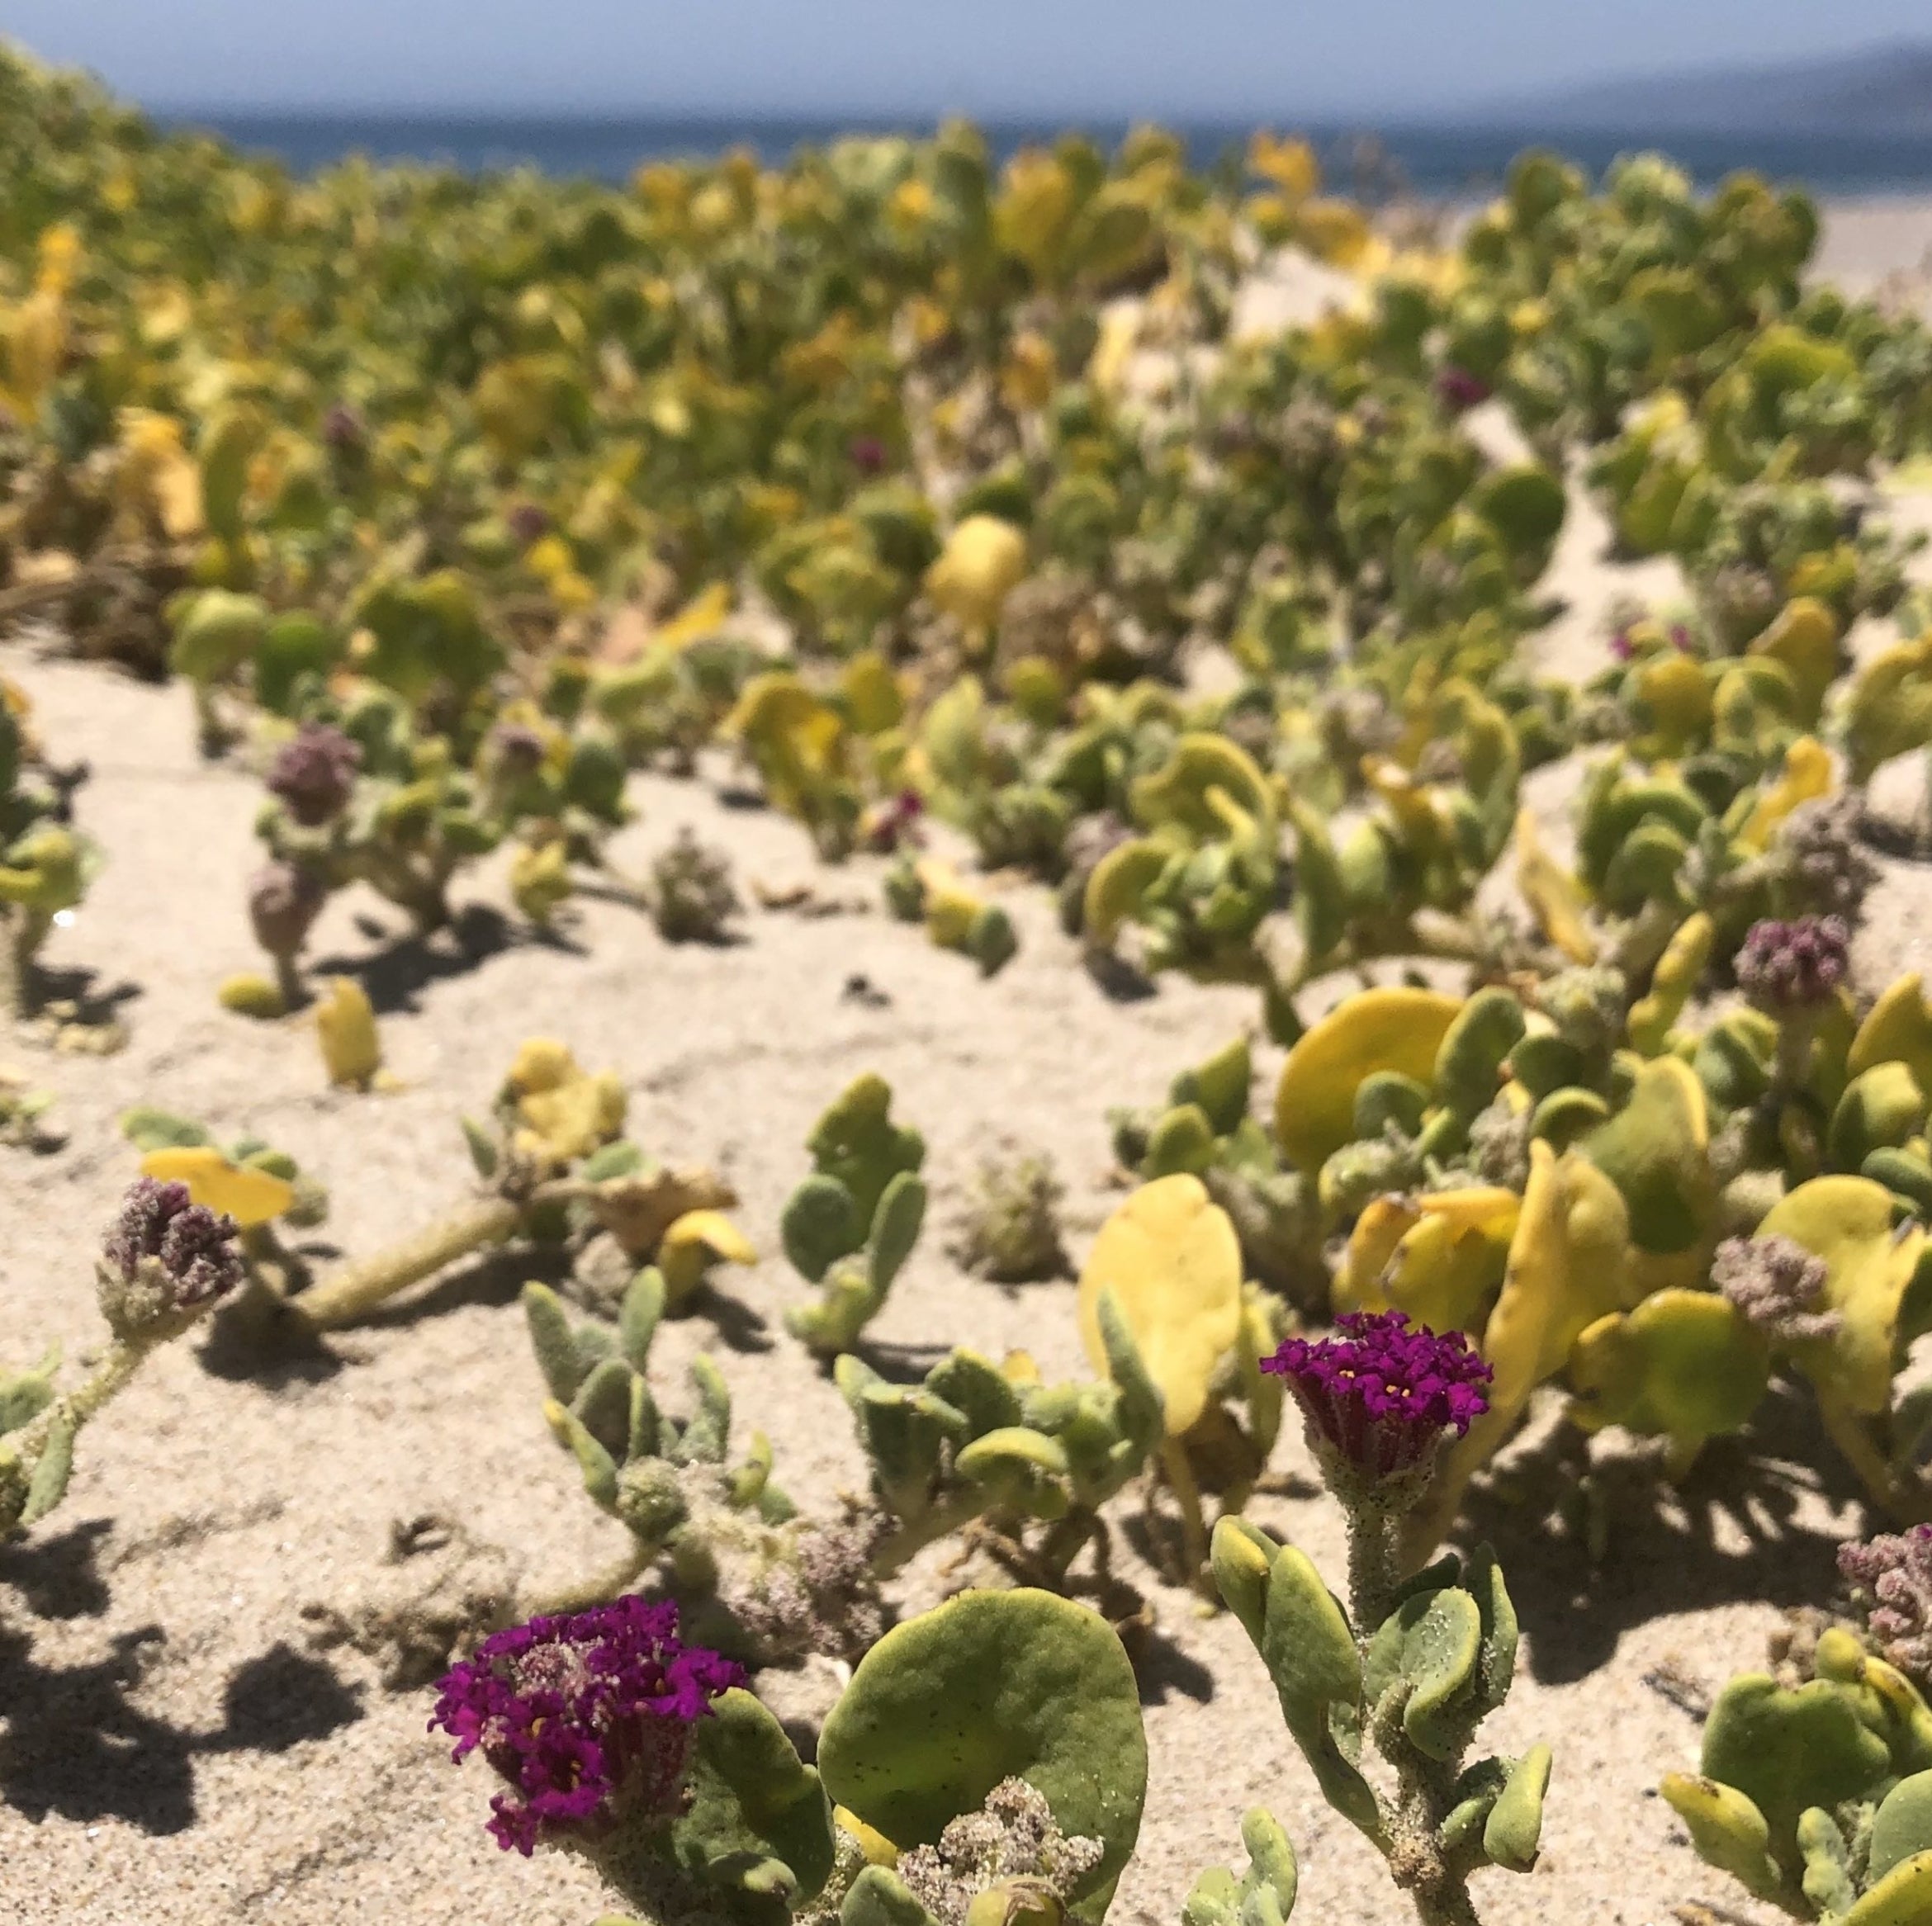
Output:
159,111,1932,197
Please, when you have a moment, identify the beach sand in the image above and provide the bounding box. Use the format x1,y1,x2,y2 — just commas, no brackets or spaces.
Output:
6,198,1932,1926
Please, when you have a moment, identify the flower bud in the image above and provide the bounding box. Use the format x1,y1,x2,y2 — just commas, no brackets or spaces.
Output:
249,860,327,959
97,1177,244,1340
265,722,362,827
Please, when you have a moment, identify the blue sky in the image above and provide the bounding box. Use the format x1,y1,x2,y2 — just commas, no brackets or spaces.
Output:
4,1,1926,116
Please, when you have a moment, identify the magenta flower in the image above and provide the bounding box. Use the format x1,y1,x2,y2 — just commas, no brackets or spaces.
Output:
1608,627,1636,662
849,434,888,476
266,723,362,827
863,788,927,853
1262,1311,1492,1481
1735,914,1850,1014
1434,365,1492,414
430,1597,742,1856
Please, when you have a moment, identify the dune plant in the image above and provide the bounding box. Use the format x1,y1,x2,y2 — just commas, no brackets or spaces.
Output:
781,1076,929,1358
1664,1626,1932,1921
0,684,97,1020
3,1179,244,1536
287,1039,745,1332
521,1268,883,1663
1215,1312,1551,1926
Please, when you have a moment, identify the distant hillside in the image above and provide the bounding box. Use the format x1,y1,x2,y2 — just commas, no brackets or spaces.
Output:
1488,41,1932,136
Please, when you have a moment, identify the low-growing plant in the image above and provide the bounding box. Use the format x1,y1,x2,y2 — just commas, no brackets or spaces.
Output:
0,682,97,1020
1664,1624,1932,1920
651,829,741,944
286,1039,746,1332
119,1103,329,1312
1215,1311,1552,1926
950,1151,1067,1283
883,854,1019,977
522,1267,885,1663
782,1075,930,1357
2,1179,244,1536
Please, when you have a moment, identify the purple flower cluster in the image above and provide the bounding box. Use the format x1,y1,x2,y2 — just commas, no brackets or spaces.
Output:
320,402,365,452
863,788,927,854
265,722,362,828
1262,1310,1492,1480
507,502,551,546
486,722,548,777
1433,365,1492,414
430,1597,741,1856
103,1177,244,1311
1735,914,1851,1014
1839,1525,1932,1683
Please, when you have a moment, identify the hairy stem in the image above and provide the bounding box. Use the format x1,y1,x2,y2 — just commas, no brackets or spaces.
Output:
1160,1436,1212,1593
292,1197,523,1330
870,1493,994,1579
11,1333,156,1473
518,1541,652,1620
1819,1394,1932,1525
1346,1508,1402,1651
0,906,48,1019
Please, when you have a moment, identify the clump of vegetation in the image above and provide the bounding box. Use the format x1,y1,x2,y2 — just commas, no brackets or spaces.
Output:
650,828,741,944
951,1151,1067,1281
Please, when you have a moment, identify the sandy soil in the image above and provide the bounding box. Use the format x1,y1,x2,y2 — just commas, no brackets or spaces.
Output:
6,198,1932,1926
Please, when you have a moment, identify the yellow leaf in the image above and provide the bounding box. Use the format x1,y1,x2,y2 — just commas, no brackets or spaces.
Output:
1248,133,1319,201
315,977,381,1089
140,1146,293,1228
1514,809,1596,963
1849,975,1932,1090
1275,987,1462,1172
1410,1145,1631,1555
925,516,1028,633
1738,735,1832,853
658,1209,757,1306
1759,1176,1926,1415
1077,1174,1243,1436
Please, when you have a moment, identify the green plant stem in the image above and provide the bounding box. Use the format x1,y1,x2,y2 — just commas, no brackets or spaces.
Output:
1819,1394,1932,1524
870,1493,995,1579
292,1197,523,1330
270,949,308,1013
0,906,47,1019
1160,1436,1213,1592
518,1541,652,1619
1345,1507,1402,1654
12,1333,155,1469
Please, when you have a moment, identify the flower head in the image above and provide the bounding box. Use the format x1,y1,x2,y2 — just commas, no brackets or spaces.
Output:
485,721,549,778
1735,914,1851,1014
98,1177,244,1337
429,1596,741,1856
265,722,362,828
1840,1525,1932,1684
861,788,927,854
1712,1233,1840,1346
1433,365,1492,414
320,402,365,451
507,502,551,546
1262,1310,1491,1484
849,434,888,476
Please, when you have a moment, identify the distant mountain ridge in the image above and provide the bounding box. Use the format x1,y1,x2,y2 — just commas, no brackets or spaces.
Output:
1488,41,1932,136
